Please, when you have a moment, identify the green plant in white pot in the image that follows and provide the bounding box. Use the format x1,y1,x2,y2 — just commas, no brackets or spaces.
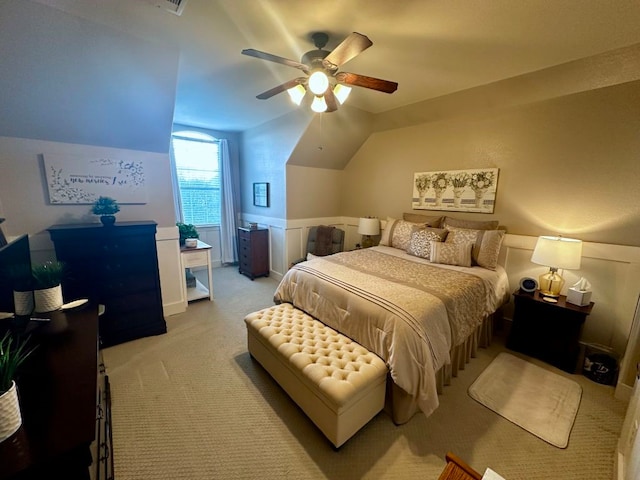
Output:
91,196,120,226
177,222,199,247
0,331,36,442
5,264,34,316
31,260,66,313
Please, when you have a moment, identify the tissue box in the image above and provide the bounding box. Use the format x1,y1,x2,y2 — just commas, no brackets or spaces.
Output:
567,288,592,306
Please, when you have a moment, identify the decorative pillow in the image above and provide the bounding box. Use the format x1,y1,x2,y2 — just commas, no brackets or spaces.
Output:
379,217,425,251
442,216,499,230
402,213,443,228
406,228,449,258
445,226,505,270
430,241,473,267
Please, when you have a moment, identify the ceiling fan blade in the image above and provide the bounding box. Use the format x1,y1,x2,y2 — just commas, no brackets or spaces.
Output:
322,32,373,70
242,48,309,73
324,88,338,112
256,78,306,100
335,72,398,94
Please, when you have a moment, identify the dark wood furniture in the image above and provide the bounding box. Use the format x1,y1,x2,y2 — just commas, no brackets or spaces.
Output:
48,221,167,348
238,227,269,280
0,306,112,480
438,452,483,480
507,289,594,373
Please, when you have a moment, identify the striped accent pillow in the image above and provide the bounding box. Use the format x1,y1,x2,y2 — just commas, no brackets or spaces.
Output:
430,241,473,267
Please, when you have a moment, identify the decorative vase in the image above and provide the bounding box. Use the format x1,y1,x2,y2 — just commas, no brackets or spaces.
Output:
34,284,63,313
434,189,444,206
453,188,465,208
417,192,426,206
100,215,116,226
0,381,22,443
13,290,34,316
474,189,487,208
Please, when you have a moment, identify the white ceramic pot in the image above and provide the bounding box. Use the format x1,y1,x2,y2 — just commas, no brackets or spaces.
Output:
184,238,198,248
34,285,63,313
13,290,34,316
0,381,22,443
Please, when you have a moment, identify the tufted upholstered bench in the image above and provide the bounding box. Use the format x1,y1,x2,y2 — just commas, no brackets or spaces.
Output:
244,303,388,448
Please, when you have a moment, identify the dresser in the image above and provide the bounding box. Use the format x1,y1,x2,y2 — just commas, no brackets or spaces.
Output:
48,221,167,348
238,227,269,280
0,306,112,480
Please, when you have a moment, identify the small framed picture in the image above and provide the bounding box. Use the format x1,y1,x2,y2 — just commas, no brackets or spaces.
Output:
253,183,269,207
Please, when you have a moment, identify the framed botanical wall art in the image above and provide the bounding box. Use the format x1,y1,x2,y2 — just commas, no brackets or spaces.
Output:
412,168,499,213
253,182,269,207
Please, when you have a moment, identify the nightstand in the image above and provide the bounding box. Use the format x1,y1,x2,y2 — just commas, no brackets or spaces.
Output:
180,240,213,304
507,289,594,373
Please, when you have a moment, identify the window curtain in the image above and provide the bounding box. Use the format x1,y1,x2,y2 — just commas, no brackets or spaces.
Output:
169,140,184,223
219,139,238,264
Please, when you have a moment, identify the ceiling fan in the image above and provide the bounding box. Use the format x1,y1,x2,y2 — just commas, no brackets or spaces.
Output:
241,32,398,113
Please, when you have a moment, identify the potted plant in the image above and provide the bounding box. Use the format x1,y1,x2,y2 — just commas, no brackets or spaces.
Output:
0,331,36,442
5,264,34,316
31,260,66,313
177,222,199,247
91,196,120,226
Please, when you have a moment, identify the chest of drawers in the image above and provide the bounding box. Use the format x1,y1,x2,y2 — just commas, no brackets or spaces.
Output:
238,227,269,280
48,221,167,347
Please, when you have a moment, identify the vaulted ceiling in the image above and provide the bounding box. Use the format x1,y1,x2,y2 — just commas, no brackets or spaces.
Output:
35,0,640,132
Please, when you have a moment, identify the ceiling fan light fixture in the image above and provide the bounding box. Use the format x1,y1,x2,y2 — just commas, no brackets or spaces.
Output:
308,70,329,95
333,84,352,104
287,84,306,105
311,95,328,113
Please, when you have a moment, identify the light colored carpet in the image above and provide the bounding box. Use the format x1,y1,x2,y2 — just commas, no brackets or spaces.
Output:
468,352,582,448
102,266,629,480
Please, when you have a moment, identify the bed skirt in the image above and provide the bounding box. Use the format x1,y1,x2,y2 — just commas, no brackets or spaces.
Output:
384,312,496,425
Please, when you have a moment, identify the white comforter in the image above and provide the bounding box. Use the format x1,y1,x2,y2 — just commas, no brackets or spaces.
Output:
273,246,510,417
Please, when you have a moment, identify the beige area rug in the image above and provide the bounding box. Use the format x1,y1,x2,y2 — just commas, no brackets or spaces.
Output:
468,352,582,448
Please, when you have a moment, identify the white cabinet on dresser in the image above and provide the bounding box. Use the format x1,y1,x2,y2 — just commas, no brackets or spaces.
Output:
180,240,214,305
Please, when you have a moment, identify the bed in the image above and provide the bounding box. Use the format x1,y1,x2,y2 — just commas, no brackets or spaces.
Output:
273,216,511,424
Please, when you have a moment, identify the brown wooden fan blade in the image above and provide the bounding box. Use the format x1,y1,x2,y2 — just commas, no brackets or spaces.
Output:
335,72,398,93
256,78,305,100
242,48,309,73
324,88,338,112
322,32,373,70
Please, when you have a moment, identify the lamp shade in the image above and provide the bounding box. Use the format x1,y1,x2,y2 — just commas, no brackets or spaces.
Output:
358,217,380,236
531,236,582,270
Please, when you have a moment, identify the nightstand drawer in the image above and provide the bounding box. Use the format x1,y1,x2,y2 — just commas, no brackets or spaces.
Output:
182,250,209,268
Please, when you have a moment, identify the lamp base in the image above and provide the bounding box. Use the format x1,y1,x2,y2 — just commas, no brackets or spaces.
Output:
361,235,375,249
538,269,565,298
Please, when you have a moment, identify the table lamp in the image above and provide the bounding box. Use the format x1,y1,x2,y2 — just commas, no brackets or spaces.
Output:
358,217,380,248
530,235,582,298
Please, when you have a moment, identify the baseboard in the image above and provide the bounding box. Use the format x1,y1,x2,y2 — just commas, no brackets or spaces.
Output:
163,300,186,317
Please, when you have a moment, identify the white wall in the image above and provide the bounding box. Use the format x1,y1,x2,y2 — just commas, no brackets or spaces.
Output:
0,0,178,153
0,137,177,236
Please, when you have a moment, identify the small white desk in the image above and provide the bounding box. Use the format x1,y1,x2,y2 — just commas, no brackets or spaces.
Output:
180,240,213,304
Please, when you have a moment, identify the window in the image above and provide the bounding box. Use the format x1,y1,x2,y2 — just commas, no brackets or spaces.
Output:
171,131,220,226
